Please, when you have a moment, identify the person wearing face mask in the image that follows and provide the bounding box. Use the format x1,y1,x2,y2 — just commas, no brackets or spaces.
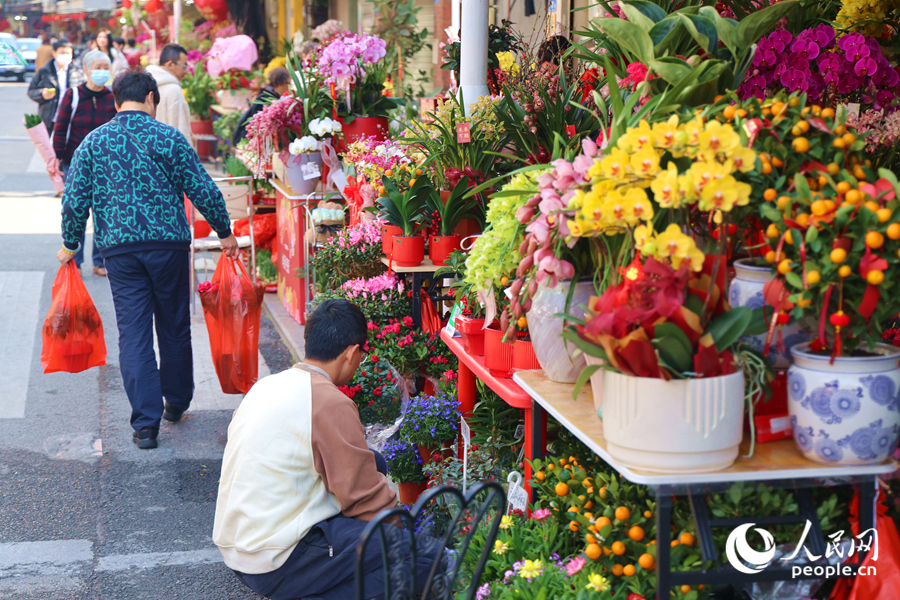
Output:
27,40,75,132
51,50,117,275
94,29,129,80
57,71,237,450
146,43,192,141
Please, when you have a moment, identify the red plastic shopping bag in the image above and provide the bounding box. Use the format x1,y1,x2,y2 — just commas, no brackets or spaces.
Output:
198,255,265,394
41,262,107,373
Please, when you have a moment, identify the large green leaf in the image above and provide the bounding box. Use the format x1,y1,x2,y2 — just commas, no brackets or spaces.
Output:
733,0,799,53
649,57,693,85
699,6,738,58
618,2,656,30
626,0,669,23
743,307,770,337
572,364,601,400
595,17,655,64
676,13,718,55
561,331,607,359
652,322,694,374
706,306,754,352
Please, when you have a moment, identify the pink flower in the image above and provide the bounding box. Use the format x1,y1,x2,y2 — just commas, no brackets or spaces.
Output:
402,316,414,327
531,508,552,522
565,556,587,576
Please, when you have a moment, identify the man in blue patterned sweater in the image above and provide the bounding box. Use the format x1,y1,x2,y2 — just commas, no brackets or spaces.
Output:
57,71,238,449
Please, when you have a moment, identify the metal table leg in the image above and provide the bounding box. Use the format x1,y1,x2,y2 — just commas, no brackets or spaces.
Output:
529,402,545,505
412,272,425,329
656,488,673,600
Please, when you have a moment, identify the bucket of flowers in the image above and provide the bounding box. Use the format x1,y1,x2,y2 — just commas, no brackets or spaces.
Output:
215,68,252,109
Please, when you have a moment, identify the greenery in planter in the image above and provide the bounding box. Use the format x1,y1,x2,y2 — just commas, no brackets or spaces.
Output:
182,67,216,118
383,438,425,483
213,109,243,144
399,392,460,446
308,219,386,291
311,273,410,324
376,173,436,236
255,249,277,285
338,352,406,426
423,176,485,236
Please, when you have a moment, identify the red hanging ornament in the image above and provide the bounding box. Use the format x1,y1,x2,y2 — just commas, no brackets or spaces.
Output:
88,18,98,28
194,0,229,23
123,0,132,7
145,0,164,13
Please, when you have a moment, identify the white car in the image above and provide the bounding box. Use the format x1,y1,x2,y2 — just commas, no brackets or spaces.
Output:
0,33,26,81
17,37,40,73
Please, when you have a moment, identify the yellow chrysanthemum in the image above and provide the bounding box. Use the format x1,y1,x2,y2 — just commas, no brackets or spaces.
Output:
519,559,543,579
650,163,683,208
493,540,509,555
499,515,514,529
585,573,610,592
654,224,704,271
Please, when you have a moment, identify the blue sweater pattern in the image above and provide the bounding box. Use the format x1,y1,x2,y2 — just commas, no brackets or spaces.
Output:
61,111,232,257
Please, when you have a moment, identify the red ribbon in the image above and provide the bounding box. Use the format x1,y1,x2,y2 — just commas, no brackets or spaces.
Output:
819,284,834,348
859,284,882,320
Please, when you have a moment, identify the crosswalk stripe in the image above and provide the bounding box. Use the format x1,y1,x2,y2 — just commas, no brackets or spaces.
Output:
0,272,44,419
96,548,223,571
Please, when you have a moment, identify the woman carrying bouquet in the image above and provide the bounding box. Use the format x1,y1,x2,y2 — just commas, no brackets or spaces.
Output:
52,49,117,276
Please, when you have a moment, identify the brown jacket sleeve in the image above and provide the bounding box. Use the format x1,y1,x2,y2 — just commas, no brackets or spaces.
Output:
310,379,397,520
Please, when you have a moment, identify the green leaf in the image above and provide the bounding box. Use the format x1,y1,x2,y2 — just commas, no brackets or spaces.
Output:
595,17,655,64
561,331,607,359
733,0,800,53
618,2,656,30
626,0,668,23
652,323,694,373
572,364,601,400
649,17,683,52
729,484,742,504
744,307,770,337
681,14,719,55
684,293,704,316
706,306,753,351
649,57,693,85
805,226,818,244
785,271,803,290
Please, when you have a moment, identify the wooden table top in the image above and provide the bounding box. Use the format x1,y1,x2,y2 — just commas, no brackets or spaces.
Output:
380,256,446,273
513,370,897,487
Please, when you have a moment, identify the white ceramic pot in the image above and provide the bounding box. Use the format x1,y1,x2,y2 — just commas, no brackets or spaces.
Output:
788,343,900,465
602,370,745,473
729,258,808,369
526,279,595,383
282,151,322,195
220,89,251,110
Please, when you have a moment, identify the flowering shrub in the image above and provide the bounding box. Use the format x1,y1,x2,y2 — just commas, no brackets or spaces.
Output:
368,318,455,377
382,439,425,482
343,137,411,183
739,25,899,111
340,352,405,425
309,219,386,290
846,109,900,170
215,68,251,92
245,96,305,176
835,0,896,36
399,391,460,446
339,273,409,323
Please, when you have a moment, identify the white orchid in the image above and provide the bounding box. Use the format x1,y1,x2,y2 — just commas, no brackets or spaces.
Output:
289,136,319,155
308,117,342,138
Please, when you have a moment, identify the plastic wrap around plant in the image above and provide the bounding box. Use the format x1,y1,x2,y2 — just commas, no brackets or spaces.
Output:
360,360,413,452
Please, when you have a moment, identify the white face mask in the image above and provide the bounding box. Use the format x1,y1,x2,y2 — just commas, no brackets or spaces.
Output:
56,53,72,68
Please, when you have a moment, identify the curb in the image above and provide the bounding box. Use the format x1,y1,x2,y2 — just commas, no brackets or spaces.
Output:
262,293,305,363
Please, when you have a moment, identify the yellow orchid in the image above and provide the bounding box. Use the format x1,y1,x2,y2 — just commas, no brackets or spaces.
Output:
698,176,751,212
601,187,653,227
629,146,662,178
651,115,681,149
689,160,732,196
591,147,632,180
698,119,741,156
585,573,610,592
679,118,705,147
654,224,704,271
633,224,654,250
618,120,654,153
650,163,683,208
730,145,758,173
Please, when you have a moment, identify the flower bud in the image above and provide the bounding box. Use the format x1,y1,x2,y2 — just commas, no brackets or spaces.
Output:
500,309,510,333
516,256,534,277
526,194,540,208
527,278,538,298
512,300,524,319
516,205,535,224
523,298,532,312
510,278,524,298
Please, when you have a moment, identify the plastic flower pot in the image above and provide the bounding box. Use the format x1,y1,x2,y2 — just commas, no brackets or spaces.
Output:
391,235,425,267
428,235,461,266
484,326,515,378
456,315,487,355
190,117,214,160
417,443,455,465
512,338,541,371
336,116,389,152
381,224,402,256
398,481,428,506
282,151,322,195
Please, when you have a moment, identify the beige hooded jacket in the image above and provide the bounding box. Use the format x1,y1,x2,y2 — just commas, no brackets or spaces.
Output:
146,65,192,142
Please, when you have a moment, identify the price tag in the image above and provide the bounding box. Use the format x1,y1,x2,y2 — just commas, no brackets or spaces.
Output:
742,118,764,147
845,102,861,117
456,122,471,144
444,302,463,337
514,424,525,439
301,162,321,181
506,471,528,514
461,417,471,494
565,125,576,138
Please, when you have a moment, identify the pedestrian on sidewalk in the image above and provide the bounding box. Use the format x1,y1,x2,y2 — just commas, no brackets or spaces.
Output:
35,32,54,72
27,39,74,132
214,299,442,599
57,70,238,450
146,43,192,141
51,49,117,276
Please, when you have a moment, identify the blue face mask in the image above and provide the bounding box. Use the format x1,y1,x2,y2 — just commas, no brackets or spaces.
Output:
91,69,111,86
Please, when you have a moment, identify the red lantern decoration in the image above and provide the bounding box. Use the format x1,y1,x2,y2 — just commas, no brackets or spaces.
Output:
145,0,164,13
123,0,132,7
194,0,229,23
88,18,98,28
108,18,116,27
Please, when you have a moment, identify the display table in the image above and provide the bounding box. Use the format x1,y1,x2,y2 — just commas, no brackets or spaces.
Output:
382,257,454,329
440,329,542,492
513,370,893,597
272,177,329,325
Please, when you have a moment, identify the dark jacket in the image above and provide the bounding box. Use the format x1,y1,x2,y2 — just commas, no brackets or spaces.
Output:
61,111,233,258
232,86,280,146
27,59,75,131
52,84,117,164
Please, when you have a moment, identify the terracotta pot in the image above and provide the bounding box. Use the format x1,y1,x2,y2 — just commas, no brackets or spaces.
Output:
391,235,425,267
484,326,515,378
381,224,402,256
429,235,461,266
417,443,455,464
190,118,214,160
422,378,437,396
398,481,428,506
455,315,487,355
337,116,390,151
513,338,541,371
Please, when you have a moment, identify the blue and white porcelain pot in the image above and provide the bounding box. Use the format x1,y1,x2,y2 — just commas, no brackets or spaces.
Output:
788,342,900,465
729,258,808,369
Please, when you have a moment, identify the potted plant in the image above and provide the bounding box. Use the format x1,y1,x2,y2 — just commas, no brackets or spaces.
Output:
751,96,900,465
182,66,216,160
315,31,401,146
566,255,768,474
375,173,435,266
424,176,483,266
383,439,427,505
214,68,253,109
399,391,460,465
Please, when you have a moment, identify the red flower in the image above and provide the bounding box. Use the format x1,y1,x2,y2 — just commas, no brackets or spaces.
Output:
239,75,249,87
368,400,375,406
373,386,383,396
402,316,414,327
370,355,379,363
432,454,441,462
230,79,238,89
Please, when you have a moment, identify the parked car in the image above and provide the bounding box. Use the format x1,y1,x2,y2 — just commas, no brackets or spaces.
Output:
0,33,26,82
16,37,40,73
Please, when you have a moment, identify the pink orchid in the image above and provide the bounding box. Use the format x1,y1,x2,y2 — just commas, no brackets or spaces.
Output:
581,135,599,158
573,154,595,181
526,215,552,244
516,205,535,224
551,159,577,191
535,248,575,287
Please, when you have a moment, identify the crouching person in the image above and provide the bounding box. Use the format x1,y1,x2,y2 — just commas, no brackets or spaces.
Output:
214,299,440,600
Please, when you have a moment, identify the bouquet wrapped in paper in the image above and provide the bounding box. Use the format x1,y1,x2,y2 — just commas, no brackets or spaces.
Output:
25,114,63,193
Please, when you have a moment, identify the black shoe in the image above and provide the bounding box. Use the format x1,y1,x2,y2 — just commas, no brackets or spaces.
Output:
132,427,158,449
162,401,189,423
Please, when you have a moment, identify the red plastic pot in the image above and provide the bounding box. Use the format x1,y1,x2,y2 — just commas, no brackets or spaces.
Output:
429,235,461,266
513,338,541,371
190,118,214,161
417,443,455,465
391,235,425,267
455,315,486,355
381,224,402,256
398,481,428,506
337,116,390,151
484,327,515,378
